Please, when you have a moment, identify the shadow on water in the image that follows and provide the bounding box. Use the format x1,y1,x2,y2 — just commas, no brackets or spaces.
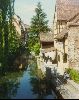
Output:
0,53,29,99
30,77,56,99
0,56,57,99
0,71,24,99
29,59,57,99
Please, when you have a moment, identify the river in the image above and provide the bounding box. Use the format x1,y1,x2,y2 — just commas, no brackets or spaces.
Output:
0,58,57,99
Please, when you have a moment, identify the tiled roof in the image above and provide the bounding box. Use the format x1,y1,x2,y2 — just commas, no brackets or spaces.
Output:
40,32,54,42
57,0,79,6
67,22,79,27
55,22,79,40
56,0,79,21
55,28,68,39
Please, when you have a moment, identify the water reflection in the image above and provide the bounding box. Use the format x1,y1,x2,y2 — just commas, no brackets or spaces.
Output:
29,59,57,99
0,71,24,99
30,77,54,99
0,58,57,99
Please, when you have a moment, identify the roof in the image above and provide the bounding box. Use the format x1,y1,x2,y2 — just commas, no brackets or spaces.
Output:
40,32,54,42
56,0,79,21
67,22,79,27
55,28,68,39
55,22,79,40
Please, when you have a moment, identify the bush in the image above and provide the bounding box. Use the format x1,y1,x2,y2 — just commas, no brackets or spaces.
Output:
31,42,40,55
66,68,79,83
66,68,71,74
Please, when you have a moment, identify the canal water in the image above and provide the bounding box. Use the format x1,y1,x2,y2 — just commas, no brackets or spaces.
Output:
0,58,57,99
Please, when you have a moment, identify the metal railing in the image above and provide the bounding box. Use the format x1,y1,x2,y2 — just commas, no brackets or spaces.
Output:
56,78,64,90
56,77,73,99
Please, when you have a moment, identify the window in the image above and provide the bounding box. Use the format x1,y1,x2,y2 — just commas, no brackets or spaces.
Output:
60,22,62,25
58,55,60,62
63,53,67,63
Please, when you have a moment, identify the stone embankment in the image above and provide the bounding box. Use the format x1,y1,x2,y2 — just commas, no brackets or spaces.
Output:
51,73,79,99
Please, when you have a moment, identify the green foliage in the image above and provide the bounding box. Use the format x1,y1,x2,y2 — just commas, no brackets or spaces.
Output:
29,2,50,55
0,70,24,99
0,0,15,67
8,25,20,53
30,2,50,37
31,42,40,55
29,60,45,80
66,68,79,83
28,32,40,55
66,68,71,74
0,0,24,71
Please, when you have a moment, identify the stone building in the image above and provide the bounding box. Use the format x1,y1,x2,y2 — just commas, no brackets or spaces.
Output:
53,0,79,74
40,32,56,64
12,14,28,46
37,32,57,73
38,0,79,75
12,14,29,69
12,14,22,36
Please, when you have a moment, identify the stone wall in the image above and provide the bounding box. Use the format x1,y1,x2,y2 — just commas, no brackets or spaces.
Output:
53,10,68,75
68,26,79,68
13,15,21,36
55,38,68,75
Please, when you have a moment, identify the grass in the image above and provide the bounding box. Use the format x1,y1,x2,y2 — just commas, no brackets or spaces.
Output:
66,68,79,83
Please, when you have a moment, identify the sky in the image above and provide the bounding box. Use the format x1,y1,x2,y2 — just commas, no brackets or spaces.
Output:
15,0,56,27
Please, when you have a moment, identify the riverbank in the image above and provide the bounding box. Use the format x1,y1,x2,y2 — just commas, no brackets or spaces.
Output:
51,73,79,99
0,57,57,99
36,56,79,99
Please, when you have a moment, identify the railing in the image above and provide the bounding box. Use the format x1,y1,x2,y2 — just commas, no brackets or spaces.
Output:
56,77,73,99
56,78,64,90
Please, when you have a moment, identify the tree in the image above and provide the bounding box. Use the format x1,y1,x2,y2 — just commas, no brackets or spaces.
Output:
30,2,50,38
0,0,15,67
0,0,22,70
29,2,50,55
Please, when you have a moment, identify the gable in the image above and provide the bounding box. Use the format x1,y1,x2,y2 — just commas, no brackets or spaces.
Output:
69,13,79,23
